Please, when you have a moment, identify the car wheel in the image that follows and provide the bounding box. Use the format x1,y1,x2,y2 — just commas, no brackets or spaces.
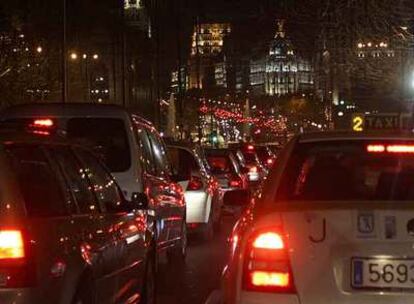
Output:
167,220,187,264
142,254,156,304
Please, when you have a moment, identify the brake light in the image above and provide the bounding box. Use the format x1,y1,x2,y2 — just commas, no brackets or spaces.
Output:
243,229,295,293
253,232,284,250
247,145,255,151
0,228,35,288
266,158,274,166
229,177,242,188
387,145,414,153
33,119,54,128
367,144,414,154
187,176,203,191
251,271,290,288
0,230,25,259
249,166,258,173
367,145,385,153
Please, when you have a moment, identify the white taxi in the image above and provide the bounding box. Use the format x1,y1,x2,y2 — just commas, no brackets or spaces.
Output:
221,132,414,304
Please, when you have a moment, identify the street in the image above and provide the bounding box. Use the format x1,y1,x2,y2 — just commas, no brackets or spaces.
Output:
157,217,235,304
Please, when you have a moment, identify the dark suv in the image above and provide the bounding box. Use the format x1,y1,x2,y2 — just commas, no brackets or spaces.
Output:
0,131,155,304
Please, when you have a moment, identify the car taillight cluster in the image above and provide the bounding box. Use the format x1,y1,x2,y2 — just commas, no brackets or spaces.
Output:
266,158,274,166
249,166,258,173
229,177,243,188
243,229,295,293
187,176,203,191
0,230,25,259
0,229,36,288
367,144,414,154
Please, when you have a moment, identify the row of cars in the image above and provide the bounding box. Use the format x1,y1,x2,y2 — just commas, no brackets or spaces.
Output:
0,103,262,304
0,102,277,304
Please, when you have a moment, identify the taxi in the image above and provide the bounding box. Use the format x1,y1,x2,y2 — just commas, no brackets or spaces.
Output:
221,131,414,304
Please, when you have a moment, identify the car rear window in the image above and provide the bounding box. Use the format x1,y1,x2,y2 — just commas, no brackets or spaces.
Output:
207,155,232,174
256,147,270,161
276,140,414,201
243,152,258,164
8,145,68,217
66,118,131,173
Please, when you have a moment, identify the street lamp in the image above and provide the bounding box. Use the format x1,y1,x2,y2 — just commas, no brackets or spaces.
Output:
36,46,43,53
70,52,78,60
92,54,99,60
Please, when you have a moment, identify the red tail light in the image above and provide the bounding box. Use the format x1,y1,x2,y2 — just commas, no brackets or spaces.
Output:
367,144,414,154
247,145,255,151
266,158,274,166
33,119,54,128
229,177,243,188
187,176,203,191
243,228,295,293
0,228,36,288
249,166,258,173
0,230,25,259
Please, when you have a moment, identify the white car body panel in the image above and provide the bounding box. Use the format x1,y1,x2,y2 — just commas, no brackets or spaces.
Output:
179,181,212,224
239,292,299,304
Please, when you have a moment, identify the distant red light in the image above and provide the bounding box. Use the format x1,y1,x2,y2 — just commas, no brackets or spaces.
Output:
247,145,255,151
266,158,274,165
367,145,385,153
387,145,414,153
250,166,258,173
33,119,54,128
187,176,203,191
31,130,50,136
229,177,242,188
367,144,414,154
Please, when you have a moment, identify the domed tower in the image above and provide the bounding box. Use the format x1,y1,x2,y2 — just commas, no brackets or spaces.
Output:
266,20,298,96
269,20,294,58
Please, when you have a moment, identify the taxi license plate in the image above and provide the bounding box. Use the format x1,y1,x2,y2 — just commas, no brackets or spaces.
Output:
352,258,414,290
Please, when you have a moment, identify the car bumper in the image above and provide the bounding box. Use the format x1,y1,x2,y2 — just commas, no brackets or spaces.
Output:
185,191,210,224
238,292,299,304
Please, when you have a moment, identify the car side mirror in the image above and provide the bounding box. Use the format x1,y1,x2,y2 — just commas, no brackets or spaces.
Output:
223,190,251,207
131,192,149,210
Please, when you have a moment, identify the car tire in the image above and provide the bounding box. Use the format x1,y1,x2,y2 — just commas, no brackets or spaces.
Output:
142,253,157,304
72,272,95,304
167,220,187,264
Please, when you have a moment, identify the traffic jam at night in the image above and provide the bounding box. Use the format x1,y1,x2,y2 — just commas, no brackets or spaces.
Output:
1,1,414,304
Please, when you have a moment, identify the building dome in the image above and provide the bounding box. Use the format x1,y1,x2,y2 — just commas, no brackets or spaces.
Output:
269,20,294,58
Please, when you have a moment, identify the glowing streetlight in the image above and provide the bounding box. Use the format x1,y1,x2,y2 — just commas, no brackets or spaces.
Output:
70,52,78,60
36,46,43,53
92,54,99,60
82,54,87,59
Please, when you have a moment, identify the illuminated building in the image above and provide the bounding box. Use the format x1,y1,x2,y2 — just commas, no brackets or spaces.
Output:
191,23,231,56
264,21,313,96
124,0,149,34
187,23,231,89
